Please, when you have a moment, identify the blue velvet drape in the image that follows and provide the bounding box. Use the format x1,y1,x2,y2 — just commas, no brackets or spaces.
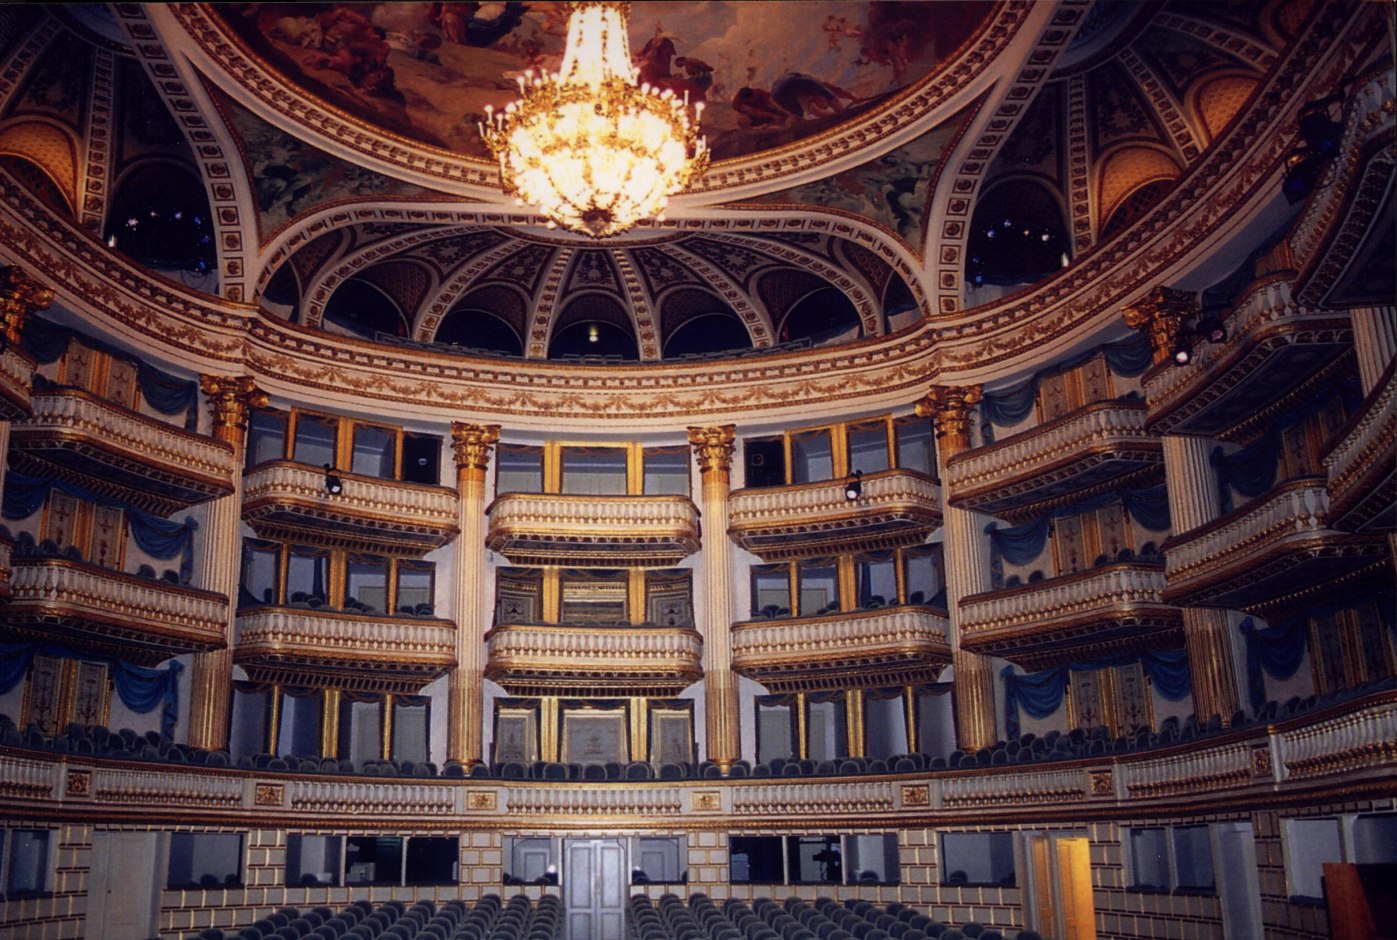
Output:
980,333,1152,440
3,471,198,580
1239,616,1306,714
985,485,1171,567
1001,649,1191,738
0,644,183,738
21,317,198,428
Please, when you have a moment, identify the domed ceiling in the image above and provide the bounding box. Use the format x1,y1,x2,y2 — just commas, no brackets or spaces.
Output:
0,0,1352,367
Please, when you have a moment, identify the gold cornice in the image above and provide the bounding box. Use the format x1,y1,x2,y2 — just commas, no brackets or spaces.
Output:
0,265,54,349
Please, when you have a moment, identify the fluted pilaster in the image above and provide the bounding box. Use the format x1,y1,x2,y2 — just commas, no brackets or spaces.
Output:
188,376,267,750
1161,434,1240,725
688,425,738,768
917,385,997,751
1351,306,1396,393
449,423,499,765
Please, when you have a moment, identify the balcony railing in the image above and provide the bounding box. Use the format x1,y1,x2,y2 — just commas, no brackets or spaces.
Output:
1140,278,1352,440
242,461,459,554
2,558,227,663
1323,360,1396,532
959,563,1181,667
731,605,950,690
484,622,703,695
235,608,455,692
0,347,35,420
1164,479,1388,612
9,387,235,515
728,470,941,560
946,400,1162,521
486,493,701,566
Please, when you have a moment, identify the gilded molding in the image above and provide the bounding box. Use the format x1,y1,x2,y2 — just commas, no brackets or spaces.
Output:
688,426,736,478
915,385,982,452
1122,286,1198,366
0,265,55,349
201,374,268,434
450,423,501,473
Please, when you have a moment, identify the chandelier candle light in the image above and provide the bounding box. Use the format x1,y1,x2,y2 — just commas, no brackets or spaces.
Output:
479,1,708,238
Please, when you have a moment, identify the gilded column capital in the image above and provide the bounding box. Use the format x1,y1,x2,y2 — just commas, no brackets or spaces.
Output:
451,422,501,473
687,425,736,479
915,384,982,453
0,266,54,350
1123,286,1199,365
200,375,268,437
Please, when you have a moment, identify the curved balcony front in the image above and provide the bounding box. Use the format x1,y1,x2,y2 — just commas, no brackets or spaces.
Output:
484,622,703,696
486,494,701,567
959,563,1182,669
242,461,459,554
1163,479,1389,613
728,470,941,561
1141,279,1353,441
9,387,235,515
731,606,951,691
0,347,35,420
1323,360,1396,532
0,558,227,664
235,607,455,692
946,400,1163,522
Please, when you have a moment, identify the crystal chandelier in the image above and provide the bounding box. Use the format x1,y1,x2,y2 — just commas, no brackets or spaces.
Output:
479,2,708,238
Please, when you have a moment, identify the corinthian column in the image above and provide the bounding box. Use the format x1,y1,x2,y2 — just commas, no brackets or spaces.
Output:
916,385,997,751
1125,289,1240,724
0,267,53,510
449,422,500,765
687,425,739,769
188,375,267,750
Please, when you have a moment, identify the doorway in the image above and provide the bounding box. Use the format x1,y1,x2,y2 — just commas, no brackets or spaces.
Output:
564,838,627,940
86,830,162,940
1024,832,1097,940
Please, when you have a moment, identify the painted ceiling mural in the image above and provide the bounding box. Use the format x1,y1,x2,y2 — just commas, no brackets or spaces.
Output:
214,1,995,162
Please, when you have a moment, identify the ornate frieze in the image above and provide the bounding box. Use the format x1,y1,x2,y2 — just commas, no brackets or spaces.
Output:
242,461,459,554
486,494,701,567
10,388,236,515
728,470,941,560
945,399,1163,521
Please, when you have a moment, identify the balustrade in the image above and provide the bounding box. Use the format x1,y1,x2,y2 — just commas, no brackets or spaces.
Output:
10,388,234,513
728,470,941,559
235,608,456,689
959,563,1179,665
946,400,1161,520
242,462,459,553
484,622,703,694
486,493,701,566
731,606,950,688
1322,364,1396,531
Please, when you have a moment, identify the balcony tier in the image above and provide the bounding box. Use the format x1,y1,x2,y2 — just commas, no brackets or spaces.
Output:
946,400,1163,522
242,462,459,554
0,558,227,664
484,623,703,696
0,533,13,602
9,388,235,515
486,494,701,566
728,470,941,561
235,608,455,692
959,563,1182,669
0,347,35,420
731,606,951,691
1323,360,1396,532
1163,479,1390,614
1141,279,1353,441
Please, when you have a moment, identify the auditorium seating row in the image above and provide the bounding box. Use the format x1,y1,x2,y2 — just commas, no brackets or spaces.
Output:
181,894,563,940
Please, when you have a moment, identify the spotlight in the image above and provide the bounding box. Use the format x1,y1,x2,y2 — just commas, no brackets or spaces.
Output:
1172,340,1193,367
1282,149,1329,204
323,464,344,495
844,470,863,502
1197,316,1228,344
